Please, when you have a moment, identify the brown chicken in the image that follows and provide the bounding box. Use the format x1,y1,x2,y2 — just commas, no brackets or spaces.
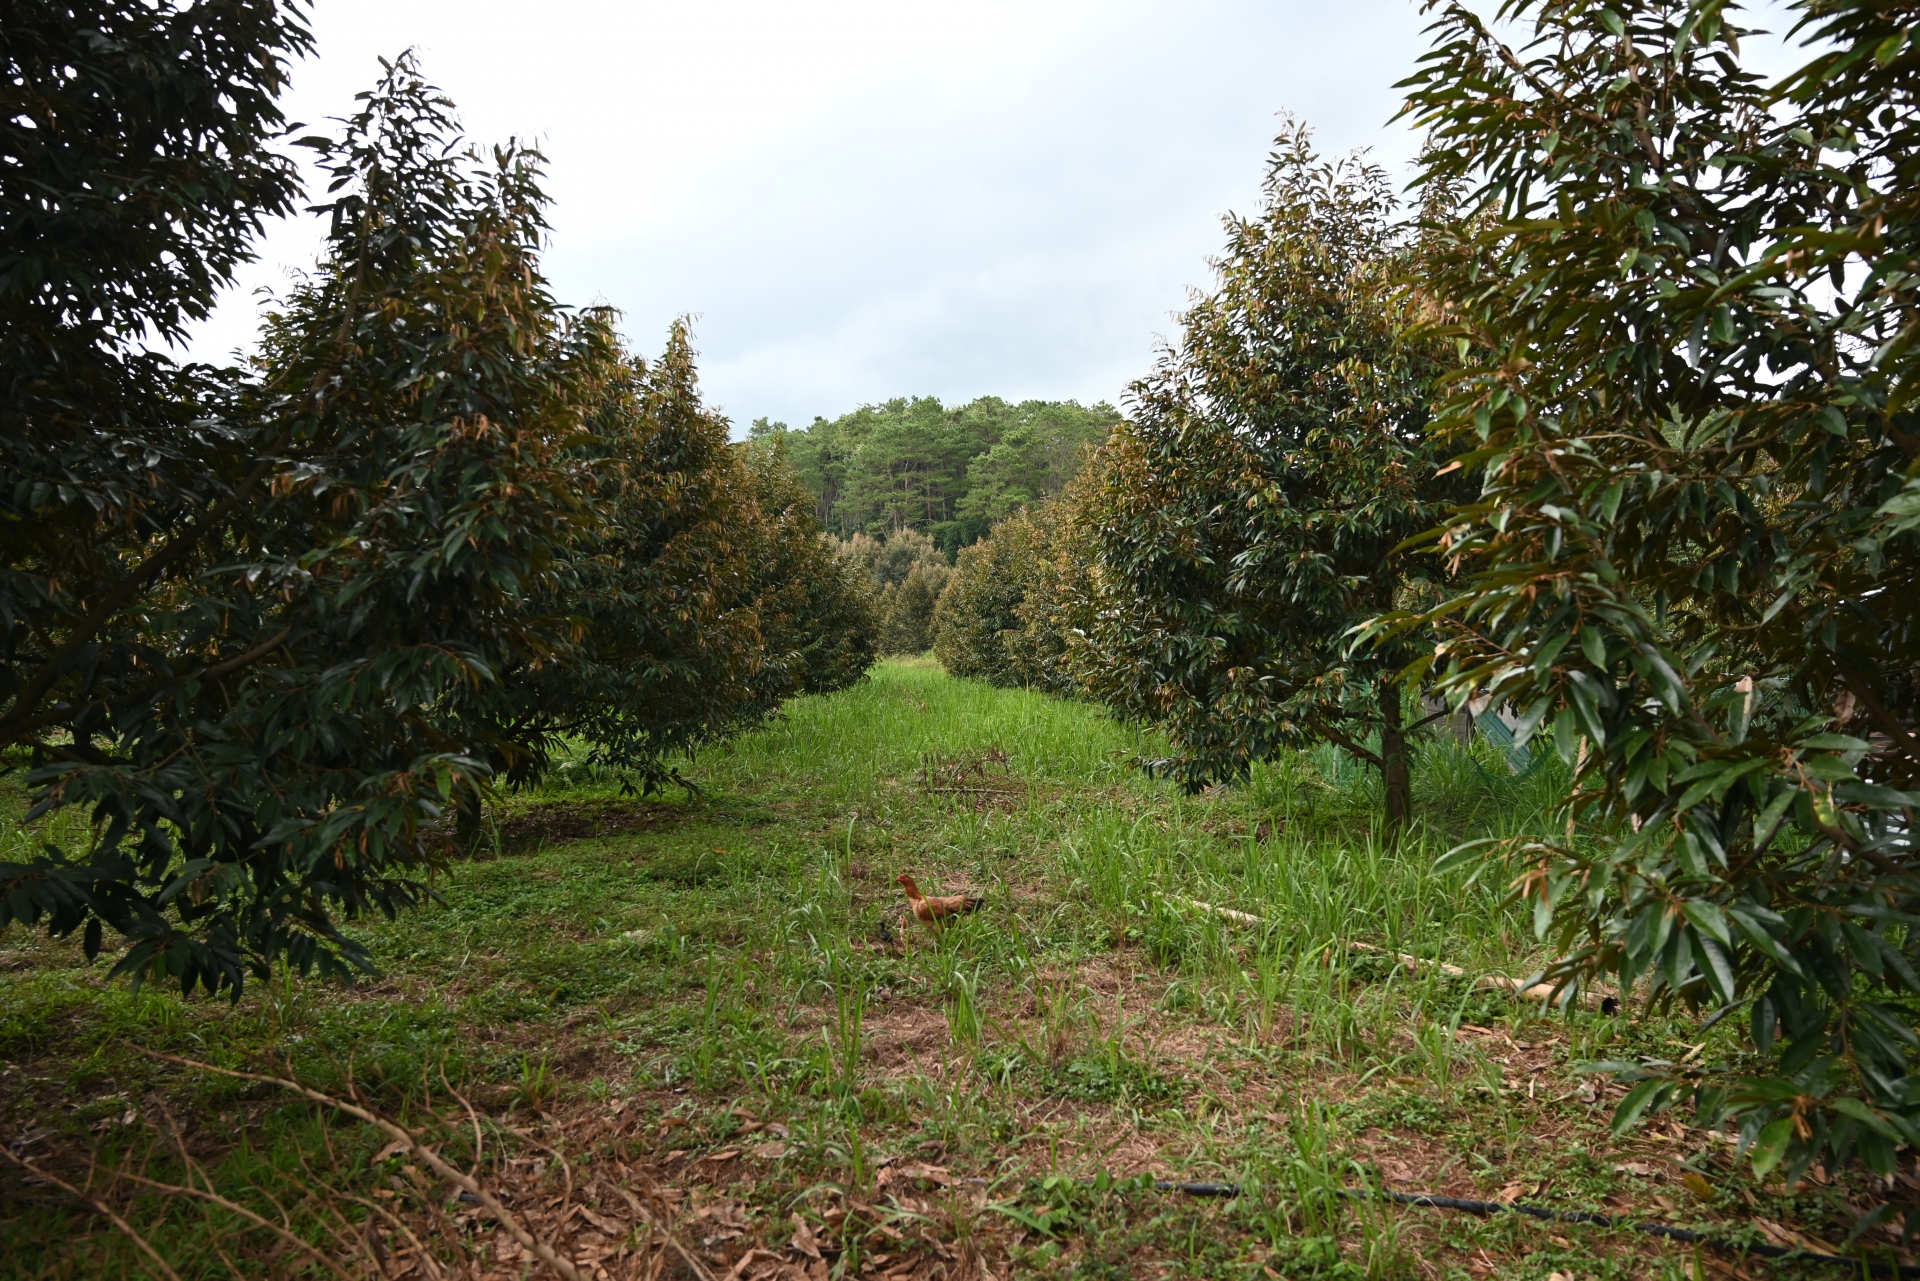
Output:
895,874,983,928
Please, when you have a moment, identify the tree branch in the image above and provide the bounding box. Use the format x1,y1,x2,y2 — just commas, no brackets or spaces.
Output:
135,1050,580,1281
0,1147,183,1281
1315,719,1385,769
0,447,285,748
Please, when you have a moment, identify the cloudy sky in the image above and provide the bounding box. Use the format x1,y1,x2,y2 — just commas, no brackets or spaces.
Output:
182,2,1445,428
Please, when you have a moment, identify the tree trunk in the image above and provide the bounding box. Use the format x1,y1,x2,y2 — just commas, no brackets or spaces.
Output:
455,784,485,854
1378,682,1412,841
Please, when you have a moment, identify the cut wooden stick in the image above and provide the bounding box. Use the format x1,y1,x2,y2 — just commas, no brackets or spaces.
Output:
1348,938,1466,977
1163,894,1619,1012
1349,941,1619,1011
1163,894,1263,926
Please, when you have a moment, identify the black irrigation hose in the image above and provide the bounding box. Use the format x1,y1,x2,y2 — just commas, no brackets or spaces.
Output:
1140,1180,1920,1277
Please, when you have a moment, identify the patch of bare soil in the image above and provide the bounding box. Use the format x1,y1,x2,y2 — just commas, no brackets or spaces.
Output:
862,1002,951,1072
496,799,686,852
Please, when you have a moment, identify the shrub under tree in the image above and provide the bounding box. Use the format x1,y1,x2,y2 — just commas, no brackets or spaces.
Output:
933,496,1077,696
0,36,610,995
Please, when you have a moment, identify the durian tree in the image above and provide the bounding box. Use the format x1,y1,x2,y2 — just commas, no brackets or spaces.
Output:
1377,0,1920,1179
1070,123,1463,830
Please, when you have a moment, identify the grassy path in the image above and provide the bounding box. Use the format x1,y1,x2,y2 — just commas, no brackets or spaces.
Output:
0,660,1872,1278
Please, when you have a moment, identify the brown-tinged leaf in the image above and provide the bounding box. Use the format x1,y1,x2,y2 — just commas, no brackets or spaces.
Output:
726,1247,793,1281
579,1205,626,1234
790,1212,822,1260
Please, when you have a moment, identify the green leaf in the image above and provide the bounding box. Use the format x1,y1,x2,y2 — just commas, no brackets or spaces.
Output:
1697,935,1737,1004
1637,645,1688,713
1612,1079,1667,1135
1435,838,1500,878
1681,900,1732,947
1749,1118,1794,1178
1598,481,1624,521
1564,671,1608,746
1832,1097,1901,1139
1834,782,1920,809
1800,734,1871,751
1728,906,1806,977
1752,788,1796,850
1533,632,1573,679
1578,624,1609,668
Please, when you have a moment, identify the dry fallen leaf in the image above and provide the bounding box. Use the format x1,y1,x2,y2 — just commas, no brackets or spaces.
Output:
723,1246,785,1281
1613,1162,1654,1177
752,1141,789,1161
1495,1181,1536,1204
884,1162,953,1189
577,1204,625,1235
789,1212,822,1260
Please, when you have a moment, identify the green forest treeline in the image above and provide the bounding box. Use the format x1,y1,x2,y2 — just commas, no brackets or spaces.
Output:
749,397,1115,651
749,397,1118,554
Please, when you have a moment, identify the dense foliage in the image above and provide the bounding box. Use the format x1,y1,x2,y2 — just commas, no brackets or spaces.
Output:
736,441,882,701
0,35,600,995
1376,0,1920,1178
833,528,949,655
1066,124,1464,824
753,395,1120,553
0,13,872,997
453,327,877,795
933,496,1078,696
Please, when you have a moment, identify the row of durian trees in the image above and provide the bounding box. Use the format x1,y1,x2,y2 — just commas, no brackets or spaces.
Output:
2,14,878,999
931,0,1920,1187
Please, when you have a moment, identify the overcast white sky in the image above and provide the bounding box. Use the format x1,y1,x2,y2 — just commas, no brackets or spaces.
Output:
181,2,1448,428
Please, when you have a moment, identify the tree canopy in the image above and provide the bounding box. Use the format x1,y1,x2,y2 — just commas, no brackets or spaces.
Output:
1063,122,1464,827
0,20,874,999
1373,0,1920,1179
751,395,1120,554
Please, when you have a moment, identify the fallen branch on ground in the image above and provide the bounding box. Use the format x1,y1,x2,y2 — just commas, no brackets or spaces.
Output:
0,1147,185,1281
137,1049,582,1281
1161,894,1619,1012
1162,894,1262,926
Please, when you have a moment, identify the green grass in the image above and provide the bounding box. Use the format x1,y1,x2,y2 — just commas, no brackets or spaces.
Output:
0,658,1892,1278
